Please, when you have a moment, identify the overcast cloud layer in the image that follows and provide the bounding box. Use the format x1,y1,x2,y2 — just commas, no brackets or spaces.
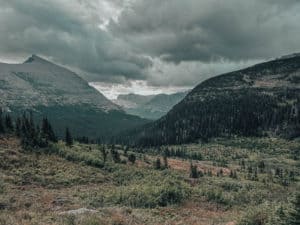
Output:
1,0,300,90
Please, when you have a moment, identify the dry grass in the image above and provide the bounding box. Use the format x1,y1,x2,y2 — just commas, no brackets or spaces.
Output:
0,136,299,225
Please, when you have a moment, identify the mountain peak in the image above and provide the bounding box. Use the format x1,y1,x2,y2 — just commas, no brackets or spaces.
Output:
23,54,50,64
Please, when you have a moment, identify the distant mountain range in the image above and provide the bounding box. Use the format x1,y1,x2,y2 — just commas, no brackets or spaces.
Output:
0,55,148,138
120,54,300,146
113,92,189,120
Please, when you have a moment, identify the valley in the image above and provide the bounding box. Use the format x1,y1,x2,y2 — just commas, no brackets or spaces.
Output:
113,92,188,120
1,1,300,225
0,53,300,225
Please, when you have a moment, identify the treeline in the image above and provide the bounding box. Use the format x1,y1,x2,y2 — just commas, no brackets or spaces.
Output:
119,89,300,146
0,109,57,149
239,159,297,186
0,108,84,149
163,147,203,161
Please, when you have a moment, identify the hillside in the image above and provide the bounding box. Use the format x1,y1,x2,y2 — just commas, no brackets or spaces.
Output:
0,134,299,225
121,54,300,146
0,55,147,138
114,92,188,120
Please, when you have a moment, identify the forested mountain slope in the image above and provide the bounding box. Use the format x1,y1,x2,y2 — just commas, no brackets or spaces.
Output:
122,54,300,146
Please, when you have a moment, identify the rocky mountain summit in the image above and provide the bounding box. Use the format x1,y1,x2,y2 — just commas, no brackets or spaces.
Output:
0,55,147,138
0,55,120,112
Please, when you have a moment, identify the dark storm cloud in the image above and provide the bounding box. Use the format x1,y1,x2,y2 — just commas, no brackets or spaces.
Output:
0,0,299,86
111,0,300,63
0,0,152,81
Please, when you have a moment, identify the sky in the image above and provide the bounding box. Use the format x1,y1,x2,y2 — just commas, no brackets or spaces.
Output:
1,0,300,99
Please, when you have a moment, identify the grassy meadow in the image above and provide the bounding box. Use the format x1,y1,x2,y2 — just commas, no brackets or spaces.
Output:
0,136,299,225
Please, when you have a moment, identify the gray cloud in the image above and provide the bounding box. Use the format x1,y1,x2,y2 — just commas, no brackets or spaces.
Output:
112,0,300,63
0,0,152,82
106,0,300,86
0,0,300,87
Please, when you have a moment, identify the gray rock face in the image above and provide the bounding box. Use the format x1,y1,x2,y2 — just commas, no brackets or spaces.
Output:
0,55,120,112
0,55,148,139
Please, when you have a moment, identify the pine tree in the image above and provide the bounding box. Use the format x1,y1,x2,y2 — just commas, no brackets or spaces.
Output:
19,113,38,149
15,117,21,137
190,163,199,178
5,115,14,131
163,154,168,169
111,148,121,163
128,153,136,164
219,169,224,177
100,145,108,163
41,118,57,142
154,158,161,170
65,127,73,146
258,161,265,173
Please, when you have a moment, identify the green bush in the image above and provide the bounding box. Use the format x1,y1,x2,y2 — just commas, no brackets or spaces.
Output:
237,202,283,225
204,189,230,205
220,181,242,192
55,144,104,168
92,179,190,208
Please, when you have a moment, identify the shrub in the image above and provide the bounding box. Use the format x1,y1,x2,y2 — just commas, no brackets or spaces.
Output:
154,158,162,170
205,190,229,205
237,202,282,225
220,181,242,192
99,179,190,208
128,154,136,164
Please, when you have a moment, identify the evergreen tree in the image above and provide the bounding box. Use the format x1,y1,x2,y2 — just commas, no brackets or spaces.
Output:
100,145,108,163
128,153,136,164
19,113,39,149
163,154,168,169
65,127,73,146
154,158,161,170
111,148,121,163
41,118,57,142
190,163,199,178
15,117,21,137
5,115,14,131
219,169,224,177
258,161,265,173
241,159,246,170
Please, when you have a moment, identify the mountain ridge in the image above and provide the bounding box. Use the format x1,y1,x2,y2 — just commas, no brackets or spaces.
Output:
114,91,189,120
120,54,300,146
0,55,148,138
